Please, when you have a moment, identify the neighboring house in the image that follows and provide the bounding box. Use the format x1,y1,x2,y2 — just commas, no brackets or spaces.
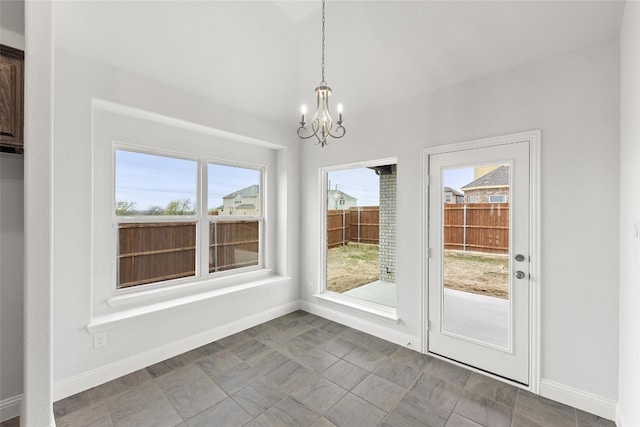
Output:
328,189,357,210
461,165,510,203
218,184,259,216
444,186,464,204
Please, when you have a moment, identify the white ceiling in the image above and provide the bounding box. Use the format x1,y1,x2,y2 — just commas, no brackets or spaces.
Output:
52,1,625,125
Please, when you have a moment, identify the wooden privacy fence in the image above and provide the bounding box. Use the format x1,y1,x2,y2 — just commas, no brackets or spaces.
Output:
118,220,259,288
444,203,509,254
328,203,509,254
327,207,379,248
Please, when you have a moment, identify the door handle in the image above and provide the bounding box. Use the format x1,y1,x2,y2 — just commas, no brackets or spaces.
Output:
515,271,526,279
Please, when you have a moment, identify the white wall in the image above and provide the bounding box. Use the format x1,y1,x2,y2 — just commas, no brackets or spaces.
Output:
618,2,640,426
50,48,301,399
300,38,620,418
0,154,24,420
0,3,24,421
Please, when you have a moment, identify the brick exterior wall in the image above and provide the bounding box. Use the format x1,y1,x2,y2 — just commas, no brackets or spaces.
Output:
379,166,396,282
464,187,509,203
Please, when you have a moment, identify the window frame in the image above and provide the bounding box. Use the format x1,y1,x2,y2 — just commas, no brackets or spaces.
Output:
489,194,506,203
112,144,265,294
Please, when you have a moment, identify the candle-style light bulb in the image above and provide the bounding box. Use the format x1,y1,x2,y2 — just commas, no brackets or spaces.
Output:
337,103,343,122
300,105,307,124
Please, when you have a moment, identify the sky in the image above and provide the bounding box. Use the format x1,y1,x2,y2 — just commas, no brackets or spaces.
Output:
115,150,259,212
116,150,476,212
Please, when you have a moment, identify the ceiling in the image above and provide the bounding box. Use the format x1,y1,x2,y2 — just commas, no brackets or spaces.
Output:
50,1,625,126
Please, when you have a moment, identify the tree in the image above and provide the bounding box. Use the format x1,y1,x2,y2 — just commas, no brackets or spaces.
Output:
165,199,194,215
147,206,164,215
115,200,136,216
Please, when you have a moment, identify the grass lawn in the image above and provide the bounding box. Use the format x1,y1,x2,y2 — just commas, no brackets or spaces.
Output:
326,244,509,299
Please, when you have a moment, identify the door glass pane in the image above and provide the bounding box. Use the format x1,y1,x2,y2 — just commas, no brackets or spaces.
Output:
441,163,510,348
325,164,396,308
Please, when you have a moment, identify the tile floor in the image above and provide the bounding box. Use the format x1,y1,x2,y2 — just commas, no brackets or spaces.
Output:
2,310,615,427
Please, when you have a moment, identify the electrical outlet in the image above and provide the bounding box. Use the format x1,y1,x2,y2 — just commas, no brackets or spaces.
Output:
93,331,107,349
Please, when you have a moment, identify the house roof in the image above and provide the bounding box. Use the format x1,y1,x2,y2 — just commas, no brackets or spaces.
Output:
462,165,510,190
223,184,259,199
444,187,463,196
328,189,357,201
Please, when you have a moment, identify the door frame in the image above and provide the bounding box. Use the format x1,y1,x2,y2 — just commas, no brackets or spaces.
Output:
421,130,541,393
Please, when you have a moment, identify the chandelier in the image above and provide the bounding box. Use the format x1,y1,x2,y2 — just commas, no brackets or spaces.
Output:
297,0,345,147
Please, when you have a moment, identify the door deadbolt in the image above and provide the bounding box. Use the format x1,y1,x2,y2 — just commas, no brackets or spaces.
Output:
515,254,526,262
515,271,526,280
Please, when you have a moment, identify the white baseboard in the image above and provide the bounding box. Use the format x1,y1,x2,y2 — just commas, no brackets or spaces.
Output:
53,301,300,401
539,378,617,421
300,300,422,350
0,394,21,422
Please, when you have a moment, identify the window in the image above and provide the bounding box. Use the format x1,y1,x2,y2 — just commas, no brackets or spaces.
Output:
114,149,263,289
324,161,397,308
445,193,452,203
469,196,477,203
489,194,506,203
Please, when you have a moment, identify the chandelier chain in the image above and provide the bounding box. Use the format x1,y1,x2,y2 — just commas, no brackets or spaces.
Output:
321,0,326,84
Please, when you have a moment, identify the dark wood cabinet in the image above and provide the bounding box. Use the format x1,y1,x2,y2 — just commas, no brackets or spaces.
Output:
0,45,24,154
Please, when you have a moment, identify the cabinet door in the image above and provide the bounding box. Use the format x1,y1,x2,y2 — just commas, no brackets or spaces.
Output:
0,45,24,151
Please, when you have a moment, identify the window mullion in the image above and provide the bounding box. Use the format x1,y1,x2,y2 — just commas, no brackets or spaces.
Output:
199,159,209,279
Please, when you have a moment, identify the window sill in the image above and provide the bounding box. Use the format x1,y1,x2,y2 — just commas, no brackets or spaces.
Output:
313,292,399,322
88,272,289,333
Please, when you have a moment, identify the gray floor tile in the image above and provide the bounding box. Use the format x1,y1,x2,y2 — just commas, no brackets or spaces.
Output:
311,417,339,427
322,359,369,390
196,350,243,377
411,372,464,410
445,413,484,427
292,346,340,373
362,336,401,356
97,369,153,400
265,359,319,394
318,321,349,336
343,345,387,371
246,347,291,375
291,376,348,414
296,328,335,347
514,390,576,427
424,358,472,388
208,362,261,394
199,341,225,356
338,328,376,347
217,331,253,350
163,349,206,370
186,397,252,427
373,355,424,388
104,381,181,427
229,338,269,361
387,346,431,371
318,337,358,358
146,360,175,379
165,377,227,420
576,410,616,427
231,376,286,417
325,393,387,427
55,402,114,427
352,373,407,412
382,391,451,427
256,397,320,427
464,372,517,407
54,386,103,418
155,365,211,396
279,336,316,360
454,389,514,427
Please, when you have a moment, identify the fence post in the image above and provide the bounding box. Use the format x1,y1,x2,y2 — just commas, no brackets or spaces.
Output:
342,209,346,246
357,207,361,243
463,204,467,252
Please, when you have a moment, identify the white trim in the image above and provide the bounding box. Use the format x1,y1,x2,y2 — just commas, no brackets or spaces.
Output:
616,403,634,427
421,130,541,393
88,274,290,333
539,379,617,422
0,395,21,423
313,292,399,322
56,301,300,401
300,300,421,350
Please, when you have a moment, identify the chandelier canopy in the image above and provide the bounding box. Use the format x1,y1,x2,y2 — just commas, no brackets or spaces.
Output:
297,0,345,147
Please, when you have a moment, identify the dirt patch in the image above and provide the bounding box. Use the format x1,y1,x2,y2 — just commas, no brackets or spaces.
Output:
326,243,379,293
444,250,509,299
